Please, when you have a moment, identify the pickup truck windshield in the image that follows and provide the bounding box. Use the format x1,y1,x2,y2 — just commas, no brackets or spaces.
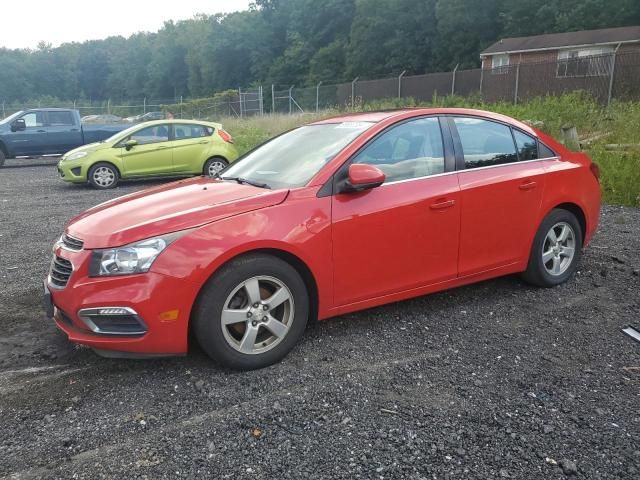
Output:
221,122,373,190
0,111,24,124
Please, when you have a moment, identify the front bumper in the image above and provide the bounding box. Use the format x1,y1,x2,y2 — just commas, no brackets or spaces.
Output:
57,160,88,183
44,245,197,355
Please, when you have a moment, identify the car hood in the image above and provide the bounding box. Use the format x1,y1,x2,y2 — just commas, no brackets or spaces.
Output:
62,142,107,159
66,177,289,248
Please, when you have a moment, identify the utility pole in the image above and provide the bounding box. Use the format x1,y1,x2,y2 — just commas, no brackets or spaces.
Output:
398,70,406,98
351,77,359,111
316,82,323,112
451,64,459,96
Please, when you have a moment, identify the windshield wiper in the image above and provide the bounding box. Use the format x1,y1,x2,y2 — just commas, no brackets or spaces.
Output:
220,176,271,189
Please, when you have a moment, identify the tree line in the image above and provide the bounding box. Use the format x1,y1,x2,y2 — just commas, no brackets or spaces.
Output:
1,0,638,103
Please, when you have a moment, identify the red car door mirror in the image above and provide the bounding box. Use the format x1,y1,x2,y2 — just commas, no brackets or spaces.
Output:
343,164,386,193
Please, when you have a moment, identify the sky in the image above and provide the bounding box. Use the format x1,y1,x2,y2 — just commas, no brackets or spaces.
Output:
0,0,252,49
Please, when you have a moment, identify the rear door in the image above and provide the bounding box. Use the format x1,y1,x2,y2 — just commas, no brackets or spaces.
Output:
45,110,83,154
171,123,212,173
449,116,546,276
117,124,172,176
331,116,460,306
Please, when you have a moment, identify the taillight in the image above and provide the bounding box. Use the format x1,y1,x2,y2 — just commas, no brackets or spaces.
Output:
590,162,600,182
218,129,234,144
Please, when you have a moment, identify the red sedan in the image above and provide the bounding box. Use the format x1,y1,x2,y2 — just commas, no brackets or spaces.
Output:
44,108,601,369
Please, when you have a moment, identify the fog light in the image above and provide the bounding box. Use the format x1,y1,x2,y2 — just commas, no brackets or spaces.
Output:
78,306,147,336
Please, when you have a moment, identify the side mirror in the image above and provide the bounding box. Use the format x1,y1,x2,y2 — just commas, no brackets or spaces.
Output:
342,164,386,193
11,118,26,132
124,139,138,151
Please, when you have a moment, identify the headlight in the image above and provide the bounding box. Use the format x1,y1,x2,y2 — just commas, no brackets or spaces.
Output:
64,151,89,161
89,231,189,276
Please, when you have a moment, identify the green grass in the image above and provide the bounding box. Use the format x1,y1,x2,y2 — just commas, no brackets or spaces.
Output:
213,92,640,207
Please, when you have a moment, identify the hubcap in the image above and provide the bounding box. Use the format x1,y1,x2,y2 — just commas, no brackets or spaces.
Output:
221,276,294,355
542,222,576,276
93,166,115,187
207,161,226,177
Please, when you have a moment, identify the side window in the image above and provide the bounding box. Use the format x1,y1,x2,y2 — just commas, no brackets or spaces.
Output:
538,142,556,159
351,117,445,183
174,124,207,140
513,130,538,161
130,125,169,145
21,112,45,128
453,117,517,169
48,111,74,126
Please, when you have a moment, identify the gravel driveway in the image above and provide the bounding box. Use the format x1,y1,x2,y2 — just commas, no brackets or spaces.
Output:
0,157,639,479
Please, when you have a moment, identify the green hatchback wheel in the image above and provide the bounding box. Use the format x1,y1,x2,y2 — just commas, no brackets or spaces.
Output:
204,157,228,177
88,162,119,189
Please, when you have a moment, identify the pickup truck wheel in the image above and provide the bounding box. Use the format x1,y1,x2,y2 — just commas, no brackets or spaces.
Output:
204,157,228,177
88,163,119,189
0,149,5,167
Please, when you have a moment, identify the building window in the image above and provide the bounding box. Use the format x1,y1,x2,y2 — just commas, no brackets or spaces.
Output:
491,54,510,74
557,47,614,78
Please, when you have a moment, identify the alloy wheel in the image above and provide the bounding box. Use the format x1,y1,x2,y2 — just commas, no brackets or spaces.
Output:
542,221,576,276
221,276,294,355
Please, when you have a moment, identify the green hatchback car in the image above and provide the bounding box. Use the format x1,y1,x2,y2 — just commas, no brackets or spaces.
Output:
58,120,239,188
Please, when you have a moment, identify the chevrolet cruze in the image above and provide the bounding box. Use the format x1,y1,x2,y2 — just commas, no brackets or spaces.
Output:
44,108,601,370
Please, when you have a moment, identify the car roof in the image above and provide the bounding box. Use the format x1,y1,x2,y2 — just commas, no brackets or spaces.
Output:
311,108,536,135
133,119,222,128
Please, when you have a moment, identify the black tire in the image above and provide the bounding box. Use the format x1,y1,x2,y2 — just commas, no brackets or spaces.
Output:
88,162,119,189
522,208,583,287
193,253,309,370
203,157,228,177
0,149,6,167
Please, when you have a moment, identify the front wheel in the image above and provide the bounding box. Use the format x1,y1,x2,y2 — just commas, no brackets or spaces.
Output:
88,162,119,189
193,254,309,370
204,157,228,177
522,209,583,287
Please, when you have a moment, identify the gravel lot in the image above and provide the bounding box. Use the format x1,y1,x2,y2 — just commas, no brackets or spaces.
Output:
0,157,639,479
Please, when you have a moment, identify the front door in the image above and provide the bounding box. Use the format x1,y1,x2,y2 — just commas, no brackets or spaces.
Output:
6,111,49,156
449,117,546,276
331,117,460,306
118,124,172,176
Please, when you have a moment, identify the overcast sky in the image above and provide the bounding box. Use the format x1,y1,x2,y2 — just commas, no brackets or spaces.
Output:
0,0,252,49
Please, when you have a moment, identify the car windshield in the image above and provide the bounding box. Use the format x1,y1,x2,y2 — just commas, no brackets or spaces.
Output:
221,122,373,189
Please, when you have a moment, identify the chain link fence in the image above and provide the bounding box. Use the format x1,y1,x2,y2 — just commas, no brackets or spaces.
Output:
3,51,640,120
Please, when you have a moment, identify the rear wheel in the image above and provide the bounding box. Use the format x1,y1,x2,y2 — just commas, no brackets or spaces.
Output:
193,254,309,370
522,209,583,287
88,162,119,189
204,157,228,177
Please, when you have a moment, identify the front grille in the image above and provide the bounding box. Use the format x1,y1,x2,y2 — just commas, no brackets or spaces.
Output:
61,234,84,251
49,255,73,288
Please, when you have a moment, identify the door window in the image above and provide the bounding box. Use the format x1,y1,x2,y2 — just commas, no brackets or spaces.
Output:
20,112,45,128
453,117,518,169
48,111,75,126
513,130,538,161
174,124,208,140
129,125,169,145
351,117,445,183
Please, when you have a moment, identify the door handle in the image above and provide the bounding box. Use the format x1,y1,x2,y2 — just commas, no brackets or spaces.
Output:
519,180,537,191
430,199,456,210
198,140,208,144
37,130,46,133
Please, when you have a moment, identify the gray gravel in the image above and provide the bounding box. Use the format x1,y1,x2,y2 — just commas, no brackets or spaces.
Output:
1,157,639,479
